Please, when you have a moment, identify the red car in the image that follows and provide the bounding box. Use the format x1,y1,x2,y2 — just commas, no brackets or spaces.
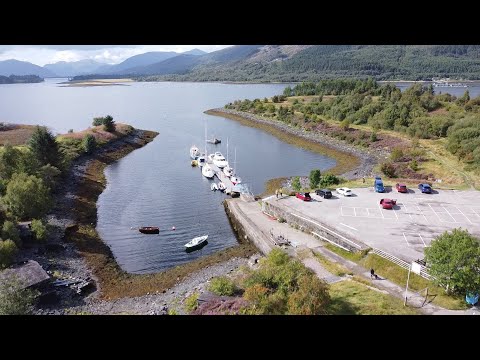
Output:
380,198,396,209
395,183,408,193
296,192,312,201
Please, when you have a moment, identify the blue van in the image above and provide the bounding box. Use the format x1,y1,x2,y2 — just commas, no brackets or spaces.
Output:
374,176,385,193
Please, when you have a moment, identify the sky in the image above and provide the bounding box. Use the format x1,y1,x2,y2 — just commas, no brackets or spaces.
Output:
0,45,232,66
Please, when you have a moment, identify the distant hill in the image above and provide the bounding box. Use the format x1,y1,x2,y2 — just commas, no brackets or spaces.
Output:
135,45,480,82
0,59,56,77
0,75,44,84
99,51,179,75
44,59,105,77
182,48,207,56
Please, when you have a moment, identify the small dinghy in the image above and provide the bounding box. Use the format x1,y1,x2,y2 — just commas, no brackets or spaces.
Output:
139,226,159,234
218,182,226,192
191,160,198,167
211,183,218,191
185,235,209,249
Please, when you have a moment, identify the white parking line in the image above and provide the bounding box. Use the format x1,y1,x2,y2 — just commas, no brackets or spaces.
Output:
340,207,344,216
340,223,358,231
400,202,413,220
453,206,473,224
392,206,399,220
416,205,429,223
418,234,427,247
402,233,411,247
428,203,456,223
353,207,357,217
441,206,458,223
377,204,385,219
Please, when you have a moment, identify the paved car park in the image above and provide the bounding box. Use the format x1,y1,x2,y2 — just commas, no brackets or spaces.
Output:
265,187,480,263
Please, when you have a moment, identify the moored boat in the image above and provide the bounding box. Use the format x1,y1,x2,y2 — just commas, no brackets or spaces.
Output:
211,183,218,191
207,137,221,144
212,152,228,168
202,163,215,179
190,145,200,160
218,182,226,192
191,160,198,166
223,165,234,177
139,226,159,234
185,235,208,248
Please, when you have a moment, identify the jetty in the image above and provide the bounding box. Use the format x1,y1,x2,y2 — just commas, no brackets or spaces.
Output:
208,159,235,195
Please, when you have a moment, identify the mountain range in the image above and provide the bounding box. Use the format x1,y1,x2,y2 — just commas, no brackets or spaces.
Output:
3,45,480,81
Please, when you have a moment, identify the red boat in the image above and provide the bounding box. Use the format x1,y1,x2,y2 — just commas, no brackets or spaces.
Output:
139,226,159,234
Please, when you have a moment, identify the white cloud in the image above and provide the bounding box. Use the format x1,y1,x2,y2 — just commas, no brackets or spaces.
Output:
0,45,233,66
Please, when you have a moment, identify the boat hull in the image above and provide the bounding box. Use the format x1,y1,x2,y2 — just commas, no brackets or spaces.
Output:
139,227,159,234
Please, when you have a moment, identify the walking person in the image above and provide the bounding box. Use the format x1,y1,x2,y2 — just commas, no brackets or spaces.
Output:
280,189,283,197
370,268,375,279
275,189,278,198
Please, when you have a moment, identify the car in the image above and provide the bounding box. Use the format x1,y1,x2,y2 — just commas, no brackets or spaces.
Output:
336,187,353,197
374,176,385,193
395,183,408,193
295,192,312,201
315,189,332,199
380,198,397,209
418,183,432,194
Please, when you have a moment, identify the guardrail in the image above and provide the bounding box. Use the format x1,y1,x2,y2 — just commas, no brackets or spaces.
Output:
370,248,433,280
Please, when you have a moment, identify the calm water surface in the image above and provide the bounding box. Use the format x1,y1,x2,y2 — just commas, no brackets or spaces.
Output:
1,79,479,273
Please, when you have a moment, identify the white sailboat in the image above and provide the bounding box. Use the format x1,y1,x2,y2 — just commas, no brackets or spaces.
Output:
230,147,242,185
190,145,200,160
223,138,234,177
202,163,215,179
212,152,228,168
218,182,226,192
210,183,218,191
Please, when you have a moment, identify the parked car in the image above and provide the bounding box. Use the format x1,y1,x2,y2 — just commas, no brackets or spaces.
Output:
395,183,408,193
380,198,397,209
374,176,385,193
296,192,312,201
315,189,332,199
336,187,353,197
418,183,432,194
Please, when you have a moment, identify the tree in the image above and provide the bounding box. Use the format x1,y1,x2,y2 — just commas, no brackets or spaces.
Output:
2,221,21,247
82,134,97,154
103,115,115,132
0,277,38,315
291,176,301,192
37,164,61,190
424,229,480,294
287,274,330,315
2,173,52,220
309,169,321,189
0,144,22,181
92,117,104,126
380,162,396,177
208,276,237,296
28,126,61,168
31,219,48,242
0,239,18,269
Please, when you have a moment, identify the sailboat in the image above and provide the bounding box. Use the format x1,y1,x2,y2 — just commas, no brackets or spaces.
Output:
223,137,234,177
197,123,207,167
201,122,215,179
190,145,200,160
230,147,242,185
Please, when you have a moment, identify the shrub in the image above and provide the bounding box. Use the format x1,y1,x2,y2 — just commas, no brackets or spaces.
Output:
380,162,396,177
320,173,340,187
340,119,350,131
92,117,104,126
410,160,419,171
0,239,18,269
184,291,199,313
291,176,301,192
390,147,404,162
370,131,378,142
309,169,321,189
68,129,73,133
0,277,38,315
31,219,48,242
2,221,20,247
208,276,237,296
278,217,286,223
103,115,115,132
82,134,97,154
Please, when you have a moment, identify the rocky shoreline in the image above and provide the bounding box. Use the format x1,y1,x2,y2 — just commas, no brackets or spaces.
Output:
206,108,387,179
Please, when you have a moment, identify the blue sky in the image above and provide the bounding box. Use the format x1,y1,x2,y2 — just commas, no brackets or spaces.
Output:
0,45,232,66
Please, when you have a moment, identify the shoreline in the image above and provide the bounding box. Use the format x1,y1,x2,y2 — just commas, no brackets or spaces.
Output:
205,108,382,182
34,126,257,313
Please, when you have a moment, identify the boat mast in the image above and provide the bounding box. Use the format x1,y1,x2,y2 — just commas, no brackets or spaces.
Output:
226,137,229,164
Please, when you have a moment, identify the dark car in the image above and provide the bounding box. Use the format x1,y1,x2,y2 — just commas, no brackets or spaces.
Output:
315,189,332,199
395,183,408,193
296,192,312,201
418,183,432,194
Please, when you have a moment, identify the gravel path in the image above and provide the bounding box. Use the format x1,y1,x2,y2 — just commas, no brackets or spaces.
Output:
208,108,386,179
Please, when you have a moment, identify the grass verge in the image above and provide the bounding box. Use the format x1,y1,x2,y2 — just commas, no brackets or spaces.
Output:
327,280,420,315
65,129,256,300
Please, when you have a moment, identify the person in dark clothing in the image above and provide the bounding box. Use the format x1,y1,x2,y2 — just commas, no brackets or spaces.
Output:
370,268,375,279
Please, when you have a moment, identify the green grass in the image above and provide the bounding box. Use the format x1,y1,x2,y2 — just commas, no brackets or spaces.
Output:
359,254,467,310
313,253,351,277
324,244,369,262
327,280,420,315
184,291,199,313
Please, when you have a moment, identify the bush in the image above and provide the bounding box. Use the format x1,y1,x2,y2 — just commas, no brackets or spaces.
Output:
390,147,404,162
370,131,378,142
0,277,38,315
2,221,20,247
380,162,396,177
2,173,52,220
291,176,301,192
208,276,237,296
68,129,73,133
82,134,97,154
410,160,419,171
278,217,286,223
184,291,199,313
319,173,340,187
309,169,321,189
103,115,115,132
0,239,18,269
340,119,350,131
31,219,48,242
92,117,104,126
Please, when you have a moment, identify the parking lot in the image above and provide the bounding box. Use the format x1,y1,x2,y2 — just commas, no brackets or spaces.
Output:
265,187,480,263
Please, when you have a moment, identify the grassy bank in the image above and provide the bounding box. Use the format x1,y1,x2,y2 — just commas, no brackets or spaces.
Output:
65,129,256,300
0,124,37,146
324,244,467,310
205,109,361,177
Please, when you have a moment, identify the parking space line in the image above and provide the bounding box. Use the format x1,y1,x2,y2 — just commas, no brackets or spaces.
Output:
353,207,357,217
418,234,427,247
392,207,399,220
402,233,411,247
454,205,473,224
416,205,429,223
340,223,358,231
400,202,413,220
377,204,385,219
340,207,344,217
366,208,370,216
441,206,458,223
